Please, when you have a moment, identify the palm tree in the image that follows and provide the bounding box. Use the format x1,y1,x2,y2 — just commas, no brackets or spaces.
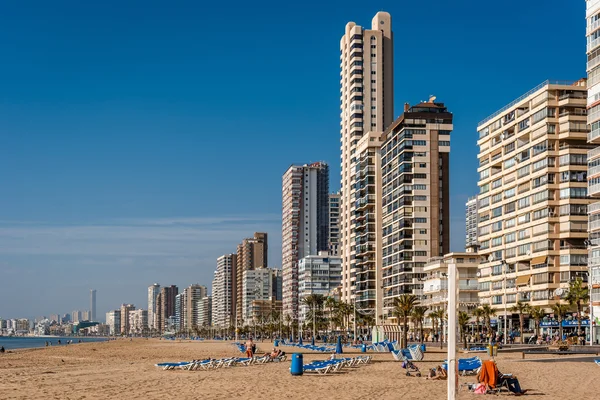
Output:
551,303,571,341
284,314,292,339
458,311,471,349
393,294,419,348
472,307,484,336
480,304,496,340
324,297,338,335
429,311,439,342
429,309,445,347
565,277,590,340
509,301,530,344
302,294,326,341
411,306,428,343
528,306,545,339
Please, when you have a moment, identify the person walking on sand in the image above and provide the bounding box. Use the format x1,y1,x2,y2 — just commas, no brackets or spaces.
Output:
245,338,254,358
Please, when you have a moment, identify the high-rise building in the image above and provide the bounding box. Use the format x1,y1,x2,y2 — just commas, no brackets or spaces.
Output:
476,80,590,326
380,101,453,318
282,162,329,318
329,193,340,256
339,12,394,310
175,293,186,332
90,289,97,321
128,309,148,335
351,131,384,318
271,268,283,300
298,252,342,324
72,310,83,323
235,233,268,321
242,266,274,323
147,283,160,330
586,0,600,339
212,254,236,328
157,285,178,333
185,284,207,331
81,310,91,321
466,196,479,249
197,296,212,327
120,304,135,335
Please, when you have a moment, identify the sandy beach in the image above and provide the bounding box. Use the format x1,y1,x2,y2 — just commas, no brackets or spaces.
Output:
1,339,599,399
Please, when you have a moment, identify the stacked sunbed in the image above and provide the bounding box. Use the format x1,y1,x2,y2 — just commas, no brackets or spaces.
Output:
294,355,372,375
155,355,278,371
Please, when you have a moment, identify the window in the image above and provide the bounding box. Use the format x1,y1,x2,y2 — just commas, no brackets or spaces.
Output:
480,169,490,180
560,188,587,199
517,165,529,178
492,178,502,189
439,141,450,146
505,218,516,228
504,201,516,214
492,193,502,204
518,229,530,240
505,232,516,244
492,206,502,218
518,213,530,224
504,187,516,198
492,221,502,232
415,218,427,223
492,237,503,247
518,196,530,209
414,184,426,190
480,184,489,194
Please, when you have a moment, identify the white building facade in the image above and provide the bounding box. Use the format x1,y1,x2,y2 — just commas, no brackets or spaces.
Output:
298,253,342,324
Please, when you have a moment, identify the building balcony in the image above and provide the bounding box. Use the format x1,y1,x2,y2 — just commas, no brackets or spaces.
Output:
590,182,600,197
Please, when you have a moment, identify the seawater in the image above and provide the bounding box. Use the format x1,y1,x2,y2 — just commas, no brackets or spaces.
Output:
0,337,108,350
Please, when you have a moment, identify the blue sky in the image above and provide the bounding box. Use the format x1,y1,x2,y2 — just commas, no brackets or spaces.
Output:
0,0,586,319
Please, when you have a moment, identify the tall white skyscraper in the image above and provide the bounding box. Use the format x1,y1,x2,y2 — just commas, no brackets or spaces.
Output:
282,162,329,319
147,283,160,330
90,289,97,322
212,254,236,328
329,193,340,256
339,12,394,306
465,196,479,249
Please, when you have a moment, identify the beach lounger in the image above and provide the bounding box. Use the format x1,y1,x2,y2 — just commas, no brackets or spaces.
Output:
595,359,600,367
442,357,482,376
302,363,332,374
155,361,193,370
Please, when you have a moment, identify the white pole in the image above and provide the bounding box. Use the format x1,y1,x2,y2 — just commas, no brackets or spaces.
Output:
447,263,458,400
353,297,357,341
590,280,594,346
503,264,508,345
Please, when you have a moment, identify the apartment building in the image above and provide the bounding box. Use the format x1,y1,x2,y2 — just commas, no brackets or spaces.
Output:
157,285,178,333
235,233,268,321
354,131,384,318
128,309,148,335
147,283,160,330
298,252,342,324
120,304,135,335
422,252,481,326
476,80,591,320
242,266,275,323
185,284,208,331
106,310,120,335
380,101,452,317
586,0,600,331
175,292,186,332
329,193,340,256
197,296,212,327
339,12,394,308
282,162,329,319
466,196,479,248
212,254,236,328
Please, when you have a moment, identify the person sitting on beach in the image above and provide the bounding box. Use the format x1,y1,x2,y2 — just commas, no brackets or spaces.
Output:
426,366,447,380
0,346,5,353
478,359,526,396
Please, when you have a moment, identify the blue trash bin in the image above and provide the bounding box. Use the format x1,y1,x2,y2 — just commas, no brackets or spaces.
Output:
274,340,280,347
290,353,303,376
420,344,426,353
361,344,366,353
